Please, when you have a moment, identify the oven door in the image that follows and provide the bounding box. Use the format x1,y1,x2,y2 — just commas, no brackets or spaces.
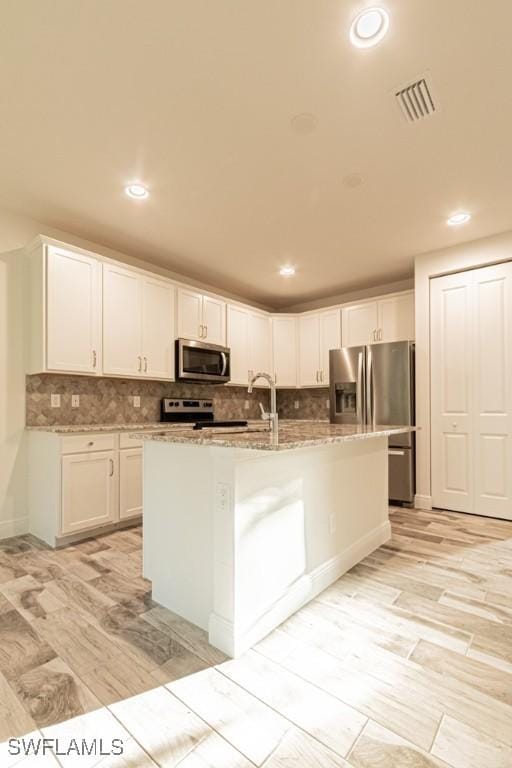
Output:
176,339,231,383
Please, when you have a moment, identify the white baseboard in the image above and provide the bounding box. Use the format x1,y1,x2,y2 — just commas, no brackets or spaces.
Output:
0,516,29,540
414,494,432,510
209,519,391,658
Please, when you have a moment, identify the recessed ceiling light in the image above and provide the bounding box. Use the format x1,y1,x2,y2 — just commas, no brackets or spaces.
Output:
279,266,296,277
447,212,471,226
125,183,149,200
350,7,389,48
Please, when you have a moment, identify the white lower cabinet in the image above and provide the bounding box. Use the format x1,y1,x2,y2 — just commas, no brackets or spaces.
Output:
119,447,143,520
62,450,118,535
28,431,143,546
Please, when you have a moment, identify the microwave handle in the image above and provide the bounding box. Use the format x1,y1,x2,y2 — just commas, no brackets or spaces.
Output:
220,352,228,376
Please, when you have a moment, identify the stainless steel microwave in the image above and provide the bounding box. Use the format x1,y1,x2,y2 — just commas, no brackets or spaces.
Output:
176,339,231,383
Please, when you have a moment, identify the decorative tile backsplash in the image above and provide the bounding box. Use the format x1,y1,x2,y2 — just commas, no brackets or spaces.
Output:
26,375,330,426
26,375,271,426
277,388,330,420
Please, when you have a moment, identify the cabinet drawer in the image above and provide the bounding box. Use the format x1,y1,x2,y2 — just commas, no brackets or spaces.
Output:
60,433,117,455
120,434,143,449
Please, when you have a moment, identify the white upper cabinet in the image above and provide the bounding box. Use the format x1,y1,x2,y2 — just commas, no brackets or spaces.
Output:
227,305,272,386
378,292,415,343
249,312,272,380
299,309,341,387
341,301,379,347
299,314,320,386
202,295,226,345
227,305,250,385
141,276,174,379
319,309,341,383
103,264,143,377
272,316,298,387
342,292,414,347
177,288,226,345
103,264,174,379
29,243,102,375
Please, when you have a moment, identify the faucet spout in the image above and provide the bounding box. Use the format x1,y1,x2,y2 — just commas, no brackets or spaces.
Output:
248,372,278,433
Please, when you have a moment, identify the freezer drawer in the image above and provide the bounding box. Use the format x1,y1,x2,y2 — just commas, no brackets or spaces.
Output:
388,446,415,504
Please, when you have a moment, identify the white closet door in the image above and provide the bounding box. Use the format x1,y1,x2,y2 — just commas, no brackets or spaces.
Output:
472,263,512,519
431,272,474,513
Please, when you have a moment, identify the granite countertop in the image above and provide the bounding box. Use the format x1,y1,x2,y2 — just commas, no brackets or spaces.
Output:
130,421,416,452
25,422,177,434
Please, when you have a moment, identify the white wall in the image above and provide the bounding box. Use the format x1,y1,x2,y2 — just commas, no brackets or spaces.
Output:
414,229,512,508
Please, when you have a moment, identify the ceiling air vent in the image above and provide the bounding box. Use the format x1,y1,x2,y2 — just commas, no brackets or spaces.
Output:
395,76,436,123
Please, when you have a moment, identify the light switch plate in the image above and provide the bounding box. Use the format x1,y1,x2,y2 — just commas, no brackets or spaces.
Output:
133,395,141,408
325,399,330,409
244,400,250,410
50,394,61,408
294,400,300,409
71,394,80,408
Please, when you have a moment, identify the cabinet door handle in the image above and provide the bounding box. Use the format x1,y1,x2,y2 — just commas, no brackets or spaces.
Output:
137,356,142,372
144,357,148,373
320,370,323,383
92,350,97,368
204,324,208,338
378,328,383,341
199,324,204,338
109,458,114,476
372,330,377,342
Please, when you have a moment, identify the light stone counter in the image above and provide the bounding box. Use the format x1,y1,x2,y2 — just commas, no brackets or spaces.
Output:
133,421,415,451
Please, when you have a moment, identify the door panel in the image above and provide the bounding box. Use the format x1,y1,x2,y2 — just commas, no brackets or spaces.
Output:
202,296,226,345
272,317,297,387
298,314,320,387
368,341,413,447
47,247,101,373
341,302,378,347
61,451,117,534
319,309,341,385
473,263,512,519
249,313,272,385
431,273,473,513
142,278,174,379
119,448,143,520
378,293,415,342
103,265,142,376
178,289,203,341
227,305,250,385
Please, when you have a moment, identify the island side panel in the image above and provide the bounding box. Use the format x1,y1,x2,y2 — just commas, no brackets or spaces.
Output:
142,440,216,631
217,436,389,656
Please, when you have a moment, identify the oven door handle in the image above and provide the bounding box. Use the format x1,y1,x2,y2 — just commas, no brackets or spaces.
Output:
220,352,228,376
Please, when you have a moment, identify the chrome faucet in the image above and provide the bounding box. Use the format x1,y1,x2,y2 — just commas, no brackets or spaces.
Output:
248,372,278,433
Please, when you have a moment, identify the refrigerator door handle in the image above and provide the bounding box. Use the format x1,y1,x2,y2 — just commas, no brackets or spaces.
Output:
366,346,374,426
356,351,363,424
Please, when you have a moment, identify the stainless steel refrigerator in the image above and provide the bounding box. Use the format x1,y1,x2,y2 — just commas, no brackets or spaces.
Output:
329,341,415,504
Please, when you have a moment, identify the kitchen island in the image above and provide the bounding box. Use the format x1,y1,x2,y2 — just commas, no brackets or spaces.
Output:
135,421,415,657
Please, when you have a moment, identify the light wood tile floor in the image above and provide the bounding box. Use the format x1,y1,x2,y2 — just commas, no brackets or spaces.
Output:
0,507,511,767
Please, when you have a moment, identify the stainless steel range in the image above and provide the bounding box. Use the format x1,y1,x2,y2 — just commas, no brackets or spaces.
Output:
160,398,248,429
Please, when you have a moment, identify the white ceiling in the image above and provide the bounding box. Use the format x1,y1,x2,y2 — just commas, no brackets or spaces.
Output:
1,0,512,307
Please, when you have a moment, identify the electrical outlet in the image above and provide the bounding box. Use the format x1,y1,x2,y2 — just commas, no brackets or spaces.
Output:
244,400,250,410
325,399,330,409
294,400,300,409
133,395,141,408
71,394,80,408
50,394,61,408
329,513,336,534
